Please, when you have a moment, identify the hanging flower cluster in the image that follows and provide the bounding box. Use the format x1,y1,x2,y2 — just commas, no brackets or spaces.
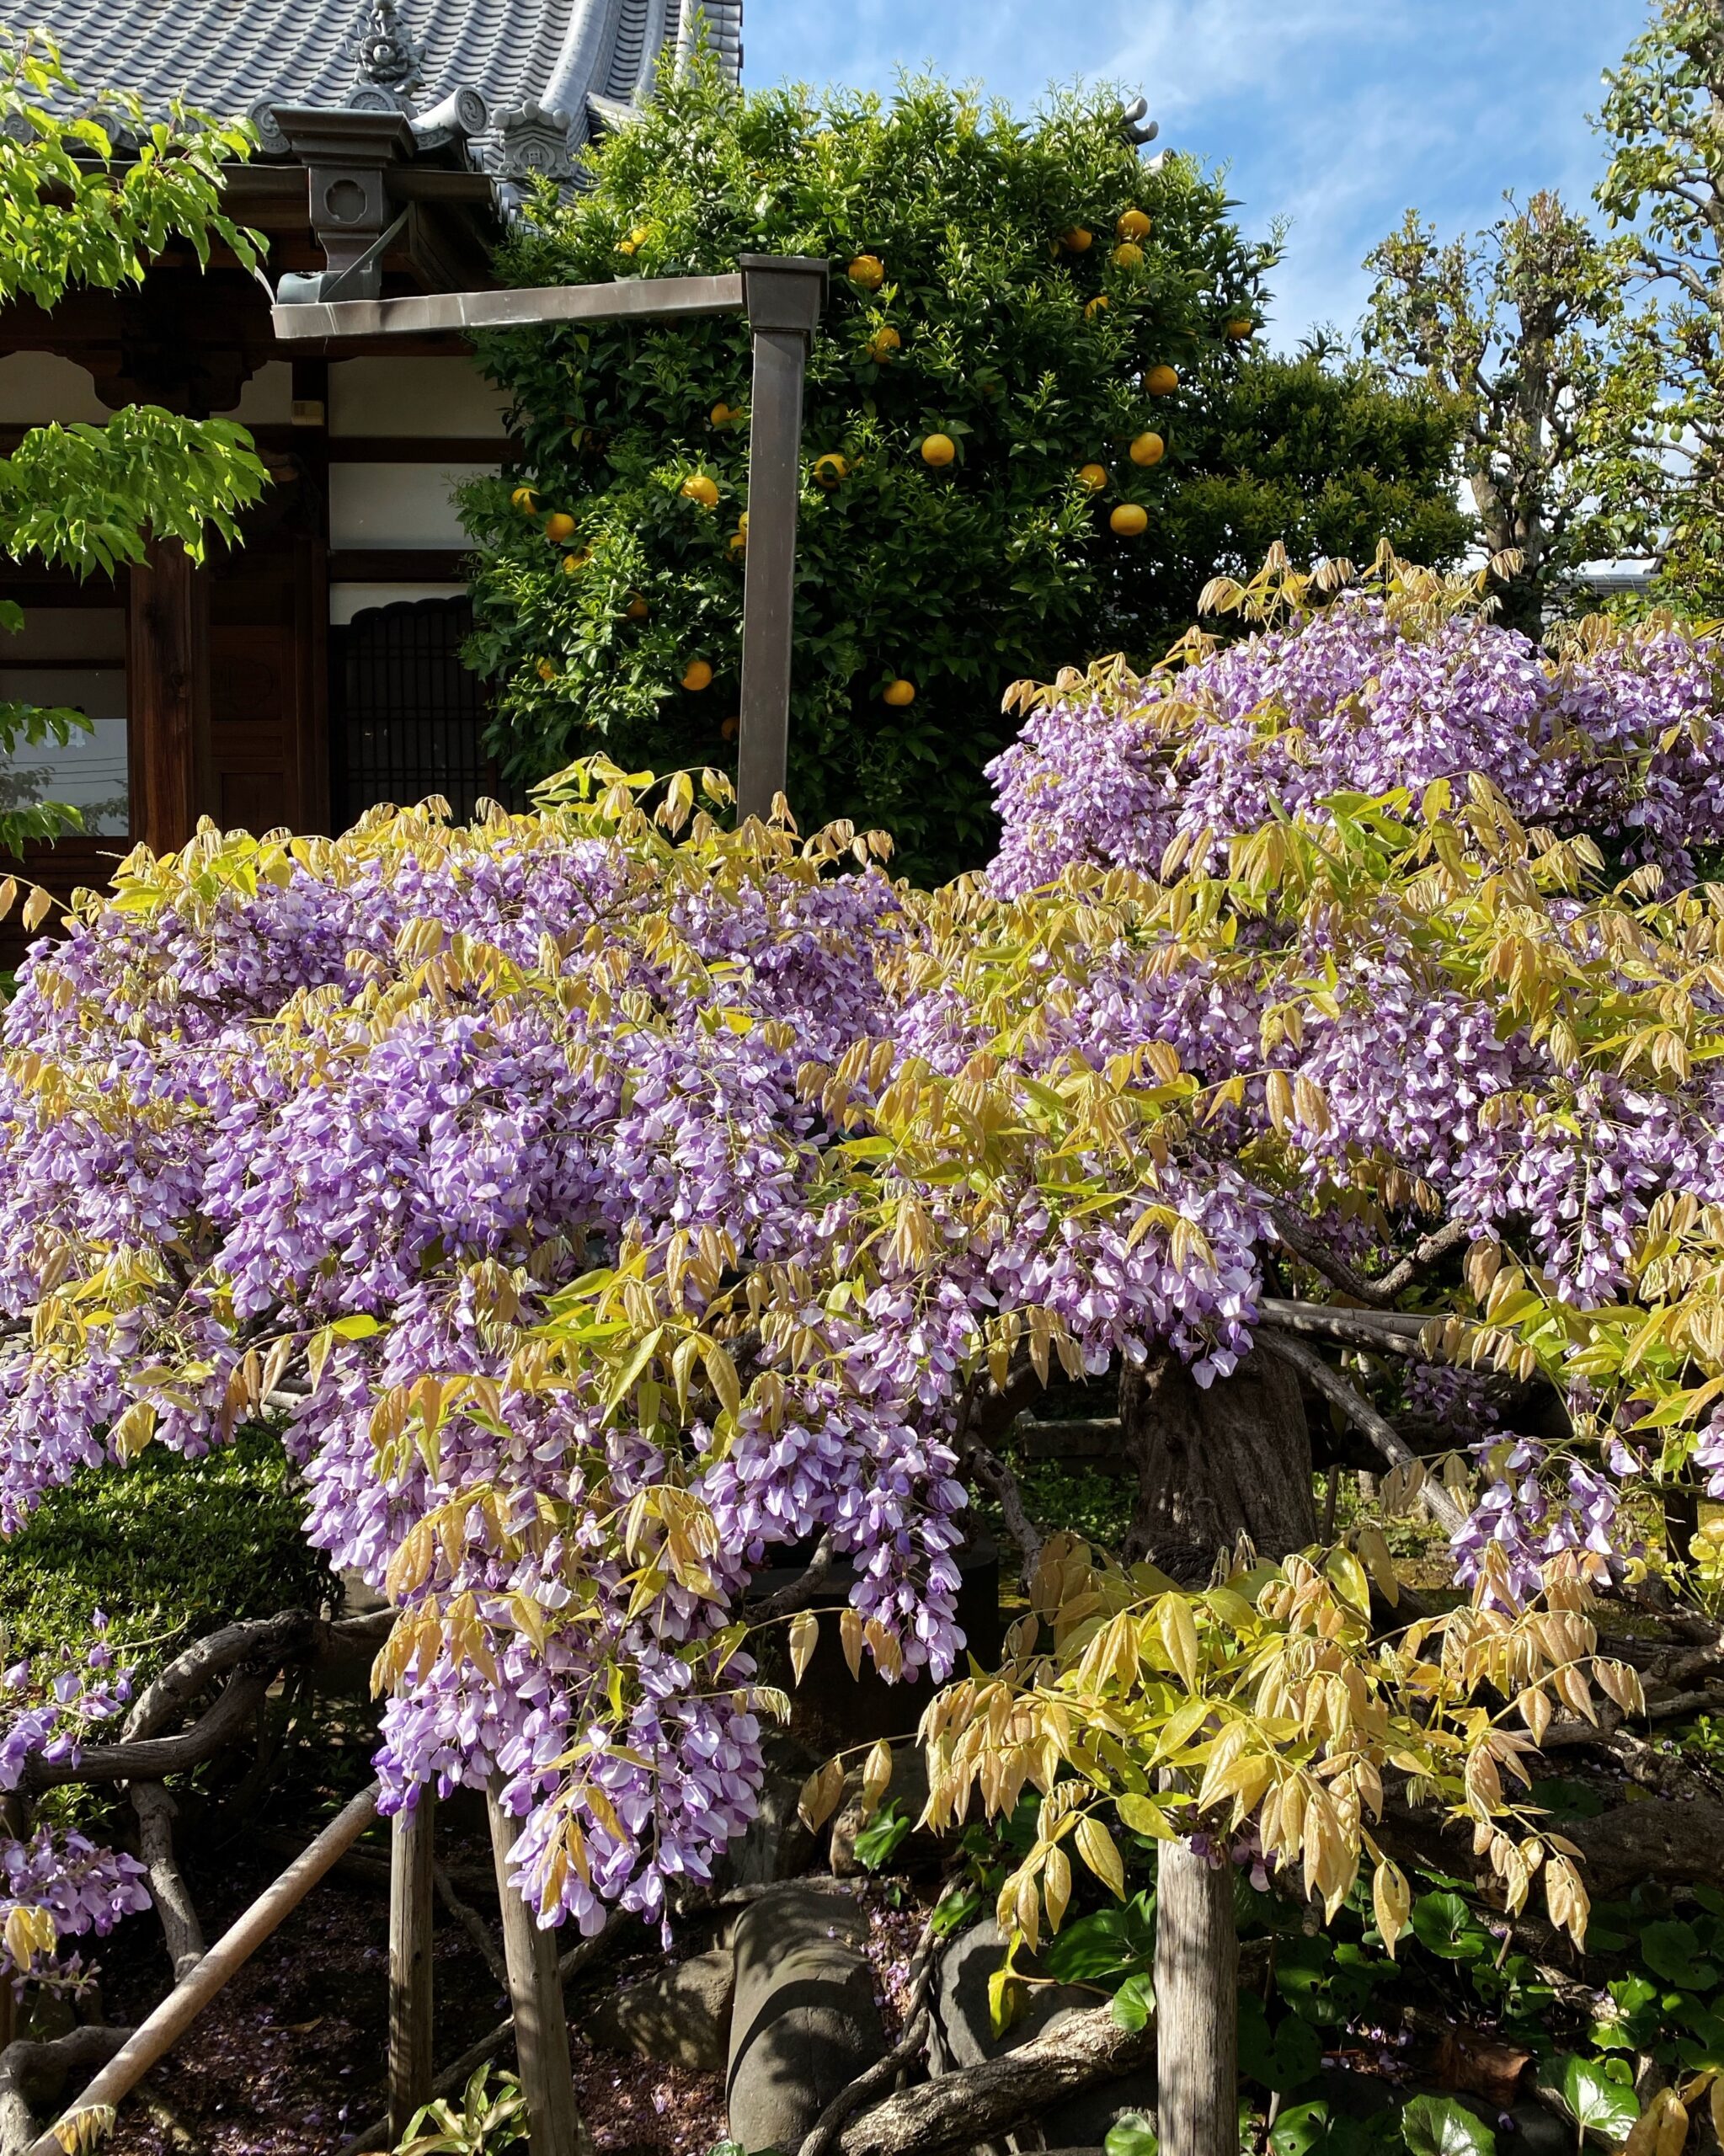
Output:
988,551,1724,898
5,554,1724,1935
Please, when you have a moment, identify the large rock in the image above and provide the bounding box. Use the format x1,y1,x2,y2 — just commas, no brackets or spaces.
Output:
727,1885,887,2154
728,1732,821,1886
590,1947,734,2073
931,1920,1156,2151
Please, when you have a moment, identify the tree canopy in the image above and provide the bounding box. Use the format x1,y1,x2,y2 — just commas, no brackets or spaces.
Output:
463,64,1466,881
0,31,267,858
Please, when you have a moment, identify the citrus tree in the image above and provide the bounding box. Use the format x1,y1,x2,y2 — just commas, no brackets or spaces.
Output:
4,557,1724,2145
0,30,267,857
461,63,1465,882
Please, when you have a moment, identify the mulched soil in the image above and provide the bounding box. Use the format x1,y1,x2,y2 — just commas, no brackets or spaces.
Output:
76,1796,731,2156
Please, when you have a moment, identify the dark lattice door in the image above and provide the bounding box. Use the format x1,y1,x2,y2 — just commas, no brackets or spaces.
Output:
329,596,499,831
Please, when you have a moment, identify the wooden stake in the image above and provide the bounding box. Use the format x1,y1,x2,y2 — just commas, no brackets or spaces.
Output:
487,1780,579,2156
1154,1834,1239,2156
388,1795,436,2140
30,1782,381,2156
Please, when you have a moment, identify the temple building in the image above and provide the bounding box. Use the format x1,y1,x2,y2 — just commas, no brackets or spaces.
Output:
0,0,740,945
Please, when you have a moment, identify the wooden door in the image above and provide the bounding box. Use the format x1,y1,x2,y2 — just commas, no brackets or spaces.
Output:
206,533,328,836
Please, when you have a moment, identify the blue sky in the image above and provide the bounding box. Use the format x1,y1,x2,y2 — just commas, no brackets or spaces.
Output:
739,0,1635,349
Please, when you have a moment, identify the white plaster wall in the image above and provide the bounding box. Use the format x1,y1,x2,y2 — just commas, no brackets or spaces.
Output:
218,361,293,424
0,353,109,424
328,358,511,439
329,582,467,626
327,463,494,550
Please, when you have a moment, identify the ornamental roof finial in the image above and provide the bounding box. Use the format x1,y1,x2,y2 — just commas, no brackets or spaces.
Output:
344,0,425,94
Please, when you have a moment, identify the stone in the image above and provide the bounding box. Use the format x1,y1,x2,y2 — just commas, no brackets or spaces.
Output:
726,1884,887,2154
728,1732,821,1886
930,1919,1156,2151
1506,2103,1576,2156
590,1947,735,2073
931,1919,1095,2071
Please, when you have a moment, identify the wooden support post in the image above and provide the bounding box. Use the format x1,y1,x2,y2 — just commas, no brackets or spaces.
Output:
30,1782,381,2156
1154,1835,1239,2156
487,1780,578,2156
735,254,828,825
125,538,209,854
388,1795,435,2141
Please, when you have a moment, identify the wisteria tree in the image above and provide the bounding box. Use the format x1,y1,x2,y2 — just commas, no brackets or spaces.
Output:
3,550,1724,2150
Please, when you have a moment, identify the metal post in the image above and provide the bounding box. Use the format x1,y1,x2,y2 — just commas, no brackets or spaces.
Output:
735,254,829,825
487,1780,579,2156
388,1796,436,2141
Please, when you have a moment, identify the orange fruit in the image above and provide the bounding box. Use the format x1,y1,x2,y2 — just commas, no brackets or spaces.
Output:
560,551,590,576
536,658,556,680
729,531,747,553
921,433,956,467
510,486,538,514
1109,503,1149,536
1111,243,1145,270
867,325,901,361
1225,317,1254,340
681,473,720,509
1117,208,1151,241
681,659,714,691
625,595,649,620
1129,431,1165,467
543,511,576,542
720,716,739,741
1060,227,1094,253
848,254,886,290
1078,462,1109,491
882,678,916,707
813,452,849,487
1085,296,1108,319
711,401,739,425
1143,364,1180,397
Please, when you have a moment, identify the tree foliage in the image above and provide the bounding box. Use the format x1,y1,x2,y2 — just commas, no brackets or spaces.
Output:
463,63,1465,880
4,556,1724,1996
1596,0,1724,610
0,32,267,854
1364,194,1636,633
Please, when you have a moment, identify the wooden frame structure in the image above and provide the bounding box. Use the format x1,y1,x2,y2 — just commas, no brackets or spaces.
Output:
272,251,830,821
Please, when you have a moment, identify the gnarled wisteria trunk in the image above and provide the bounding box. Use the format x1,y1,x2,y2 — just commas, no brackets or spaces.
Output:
1120,1348,1316,1577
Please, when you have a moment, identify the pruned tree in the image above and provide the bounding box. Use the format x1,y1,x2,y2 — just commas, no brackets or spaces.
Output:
1364,193,1636,633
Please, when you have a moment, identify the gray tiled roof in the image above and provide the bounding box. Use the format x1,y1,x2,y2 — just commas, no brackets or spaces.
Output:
38,0,742,183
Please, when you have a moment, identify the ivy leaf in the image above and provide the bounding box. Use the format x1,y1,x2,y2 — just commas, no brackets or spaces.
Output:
1109,1970,1155,2033
852,1800,911,1872
1641,1920,1717,1990
1557,2055,1641,2147
1410,1892,1492,1962
1400,2095,1497,2156
1106,2111,1158,2156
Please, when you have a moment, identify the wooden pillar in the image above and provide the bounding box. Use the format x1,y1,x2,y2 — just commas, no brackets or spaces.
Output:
1155,1835,1239,2156
387,1796,435,2142
125,538,209,853
734,255,827,825
487,1780,579,2156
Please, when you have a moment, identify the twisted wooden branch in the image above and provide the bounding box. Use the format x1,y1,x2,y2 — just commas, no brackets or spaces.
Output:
1260,1331,1470,1534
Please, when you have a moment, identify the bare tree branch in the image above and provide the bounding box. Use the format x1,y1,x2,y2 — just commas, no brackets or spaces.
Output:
752,1533,839,1620
1261,1331,1470,1534
433,1862,508,1990
798,1918,940,2156
965,1444,1042,1587
131,1783,205,1983
24,1671,271,1795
